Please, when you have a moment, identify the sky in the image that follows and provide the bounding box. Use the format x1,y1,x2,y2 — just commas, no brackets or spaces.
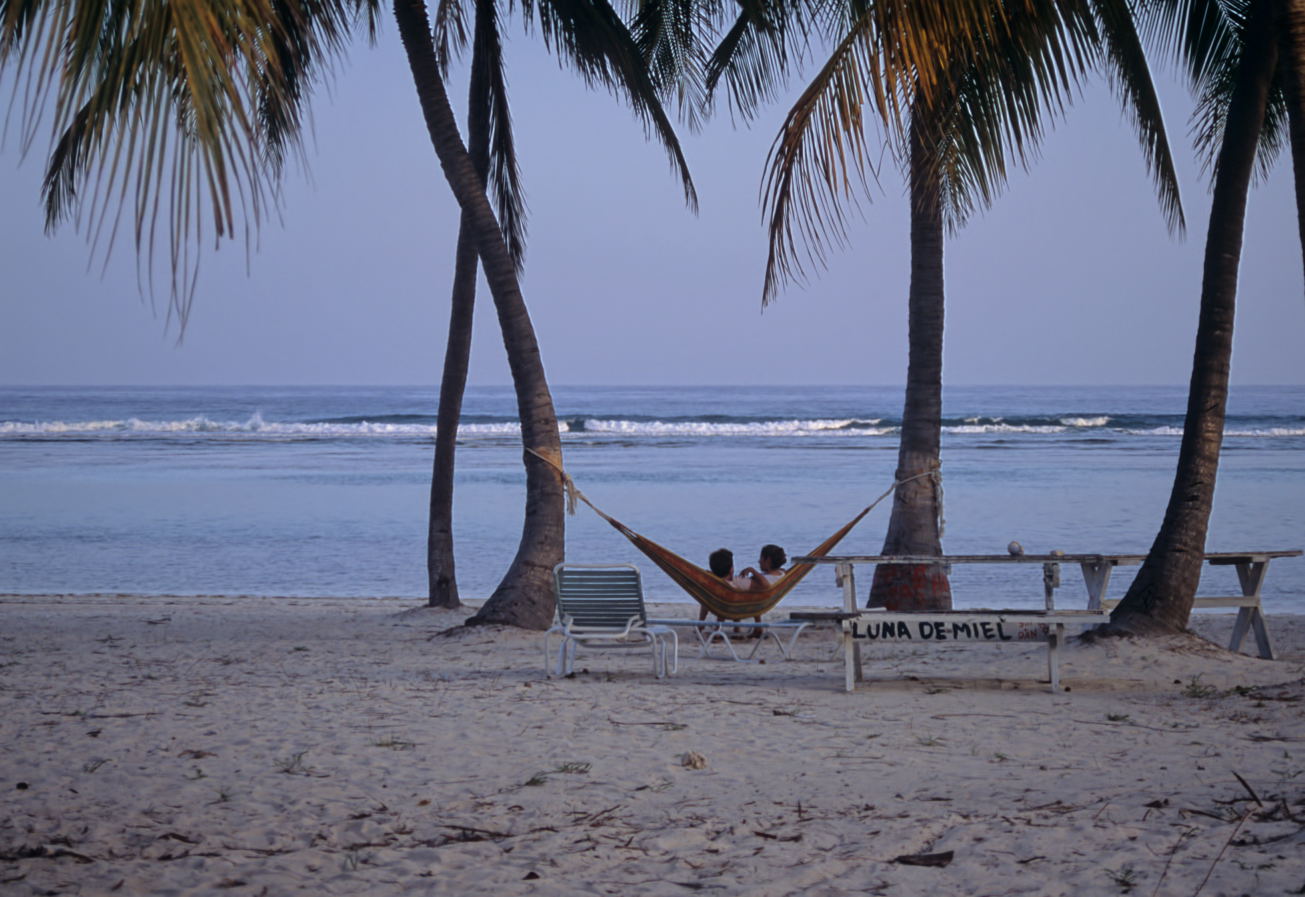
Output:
1,19,1302,388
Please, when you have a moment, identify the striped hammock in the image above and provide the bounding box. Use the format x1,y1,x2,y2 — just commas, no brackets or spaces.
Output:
528,449,906,621
585,502,876,620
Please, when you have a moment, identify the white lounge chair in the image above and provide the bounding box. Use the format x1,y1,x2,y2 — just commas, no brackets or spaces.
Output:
545,564,678,678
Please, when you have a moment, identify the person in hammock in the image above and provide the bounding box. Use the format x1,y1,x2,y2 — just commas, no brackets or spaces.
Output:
700,548,750,622
741,544,787,586
706,544,788,635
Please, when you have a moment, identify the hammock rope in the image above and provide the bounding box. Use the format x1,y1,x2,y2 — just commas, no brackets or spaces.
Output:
527,448,938,621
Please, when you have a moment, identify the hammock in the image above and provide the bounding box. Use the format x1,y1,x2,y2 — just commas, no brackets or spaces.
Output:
589,502,876,620
529,449,903,621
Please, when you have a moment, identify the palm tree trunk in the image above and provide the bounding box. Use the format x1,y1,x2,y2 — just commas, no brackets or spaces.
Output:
868,112,952,611
1279,0,1305,280
427,217,478,607
395,0,565,629
1110,0,1278,634
427,0,498,609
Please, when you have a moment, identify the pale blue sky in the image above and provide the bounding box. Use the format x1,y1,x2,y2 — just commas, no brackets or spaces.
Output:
1,21,1302,387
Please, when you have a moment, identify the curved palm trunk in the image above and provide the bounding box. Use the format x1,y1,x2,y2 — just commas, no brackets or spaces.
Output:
1110,0,1278,634
427,215,478,607
395,0,564,629
427,0,498,609
869,114,952,611
1280,0,1305,278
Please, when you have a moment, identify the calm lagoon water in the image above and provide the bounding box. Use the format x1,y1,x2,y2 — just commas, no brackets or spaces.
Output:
1,385,1302,612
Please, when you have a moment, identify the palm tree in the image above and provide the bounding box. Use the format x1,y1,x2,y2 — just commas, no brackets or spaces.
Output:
419,0,697,620
1109,0,1286,633
1,0,693,629
395,0,565,627
426,0,520,609
711,0,1183,610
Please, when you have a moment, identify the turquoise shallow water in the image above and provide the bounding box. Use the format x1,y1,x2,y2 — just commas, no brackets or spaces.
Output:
1,384,1302,611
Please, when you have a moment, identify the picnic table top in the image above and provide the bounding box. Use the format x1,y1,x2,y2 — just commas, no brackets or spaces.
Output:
790,609,1110,622
793,550,1302,565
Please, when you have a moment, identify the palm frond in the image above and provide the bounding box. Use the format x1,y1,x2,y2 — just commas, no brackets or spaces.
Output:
526,0,697,210
627,0,715,131
1138,0,1242,92
1,0,368,329
1191,38,1286,184
761,0,1121,304
469,0,528,270
1091,0,1185,234
760,9,884,305
432,0,470,74
1173,0,1286,186
703,0,818,123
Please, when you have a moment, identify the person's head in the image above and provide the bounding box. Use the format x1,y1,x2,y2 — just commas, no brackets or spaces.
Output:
759,544,787,572
708,548,734,578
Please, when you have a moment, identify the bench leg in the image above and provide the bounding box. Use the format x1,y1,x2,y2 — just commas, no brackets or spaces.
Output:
744,623,811,661
663,630,679,675
1080,562,1114,612
702,626,746,662
776,622,810,660
1047,624,1064,692
1228,561,1274,660
843,630,858,692
839,562,863,689
1230,606,1276,660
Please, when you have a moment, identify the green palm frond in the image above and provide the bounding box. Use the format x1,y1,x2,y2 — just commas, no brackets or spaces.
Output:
760,9,885,304
432,0,470,74
925,1,1084,231
1091,0,1185,234
525,0,697,209
625,0,715,131
703,0,818,122
1,0,370,328
758,0,1182,305
1190,40,1287,184
469,0,527,270
1163,0,1286,185
1139,0,1241,91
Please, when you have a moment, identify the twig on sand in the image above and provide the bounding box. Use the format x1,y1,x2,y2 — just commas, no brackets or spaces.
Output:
608,718,687,731
891,850,954,867
1232,772,1262,806
1071,718,1193,734
570,805,622,827
436,824,513,841
1192,773,1264,897
1148,826,1198,897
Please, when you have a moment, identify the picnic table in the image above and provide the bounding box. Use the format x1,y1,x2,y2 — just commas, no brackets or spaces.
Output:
791,550,1301,690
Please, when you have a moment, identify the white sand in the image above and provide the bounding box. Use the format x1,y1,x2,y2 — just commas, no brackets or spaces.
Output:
2,594,1302,896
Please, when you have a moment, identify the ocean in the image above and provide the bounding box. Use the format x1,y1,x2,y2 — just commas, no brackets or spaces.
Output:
1,385,1302,613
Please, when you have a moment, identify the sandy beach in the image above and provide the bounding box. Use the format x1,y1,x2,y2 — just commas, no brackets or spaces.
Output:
2,594,1302,896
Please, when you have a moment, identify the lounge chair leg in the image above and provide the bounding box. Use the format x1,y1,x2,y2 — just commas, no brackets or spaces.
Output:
661,632,678,676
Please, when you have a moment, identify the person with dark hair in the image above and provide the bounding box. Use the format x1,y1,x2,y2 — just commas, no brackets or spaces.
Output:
708,548,734,579
697,544,788,634
702,547,741,621
740,544,787,589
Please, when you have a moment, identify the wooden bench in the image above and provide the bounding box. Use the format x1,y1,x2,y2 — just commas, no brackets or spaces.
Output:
791,608,1107,692
646,618,812,662
788,559,1108,692
794,550,1301,661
